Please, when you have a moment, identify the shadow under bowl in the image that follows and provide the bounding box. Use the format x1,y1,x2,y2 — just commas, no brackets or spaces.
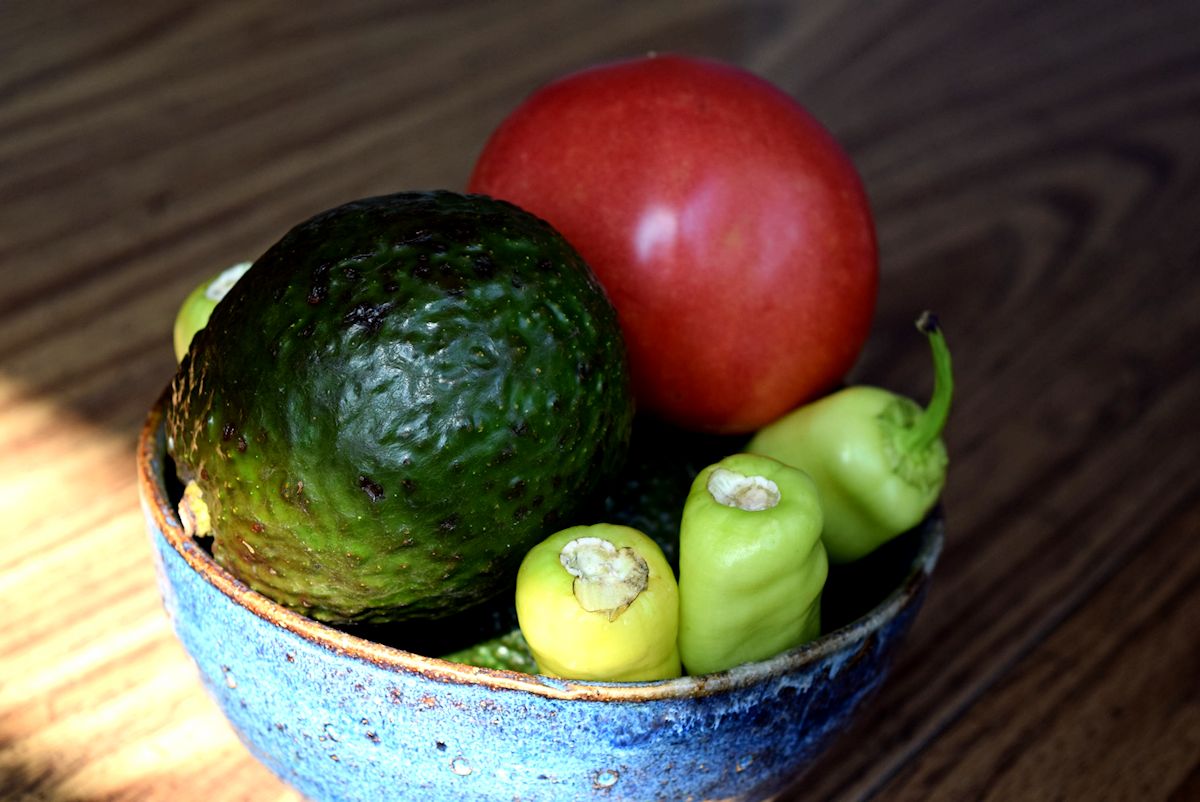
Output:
137,398,943,802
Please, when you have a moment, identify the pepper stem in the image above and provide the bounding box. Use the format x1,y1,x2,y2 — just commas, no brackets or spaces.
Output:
559,537,649,621
706,468,781,511
902,311,954,452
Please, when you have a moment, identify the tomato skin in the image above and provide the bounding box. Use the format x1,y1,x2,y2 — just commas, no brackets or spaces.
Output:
469,54,877,434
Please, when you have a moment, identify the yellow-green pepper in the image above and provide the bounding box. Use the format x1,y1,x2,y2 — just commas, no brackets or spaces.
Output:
515,524,681,682
748,311,953,563
677,452,827,676
172,262,250,362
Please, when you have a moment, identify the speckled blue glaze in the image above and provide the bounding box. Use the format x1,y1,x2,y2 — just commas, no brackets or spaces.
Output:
138,403,942,802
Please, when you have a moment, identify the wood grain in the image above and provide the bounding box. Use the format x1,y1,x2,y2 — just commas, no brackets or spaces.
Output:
2,1,1199,800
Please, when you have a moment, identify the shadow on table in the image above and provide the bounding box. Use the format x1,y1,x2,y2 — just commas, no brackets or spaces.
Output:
0,735,75,802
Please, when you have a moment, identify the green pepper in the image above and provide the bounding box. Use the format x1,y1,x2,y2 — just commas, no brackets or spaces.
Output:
172,262,250,362
515,524,681,682
677,452,827,676
747,311,953,563
442,628,539,674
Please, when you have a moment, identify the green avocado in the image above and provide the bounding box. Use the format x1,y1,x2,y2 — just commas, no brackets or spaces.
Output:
166,191,634,624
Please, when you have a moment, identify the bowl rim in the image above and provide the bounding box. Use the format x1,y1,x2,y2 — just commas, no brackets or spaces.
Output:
138,391,942,702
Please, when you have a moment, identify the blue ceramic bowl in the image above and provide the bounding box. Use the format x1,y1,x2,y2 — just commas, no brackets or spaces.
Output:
137,398,942,802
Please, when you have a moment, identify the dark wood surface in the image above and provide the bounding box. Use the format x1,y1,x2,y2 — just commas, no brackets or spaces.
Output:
3,1,1198,800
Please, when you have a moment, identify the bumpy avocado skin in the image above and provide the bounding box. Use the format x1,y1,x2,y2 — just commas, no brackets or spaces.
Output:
166,191,633,624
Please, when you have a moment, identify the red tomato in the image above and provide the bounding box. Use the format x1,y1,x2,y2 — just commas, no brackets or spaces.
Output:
469,54,877,434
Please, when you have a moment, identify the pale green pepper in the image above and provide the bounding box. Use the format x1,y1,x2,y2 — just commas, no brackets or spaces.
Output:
172,262,251,362
515,524,681,682
442,628,539,674
677,453,827,676
748,311,953,563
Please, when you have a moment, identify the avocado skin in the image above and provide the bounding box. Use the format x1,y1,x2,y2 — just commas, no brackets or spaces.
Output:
166,191,633,624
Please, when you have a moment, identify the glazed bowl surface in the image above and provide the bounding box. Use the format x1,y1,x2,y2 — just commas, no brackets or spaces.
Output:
137,398,942,802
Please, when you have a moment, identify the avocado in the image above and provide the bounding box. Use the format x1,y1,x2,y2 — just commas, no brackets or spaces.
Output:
166,191,634,624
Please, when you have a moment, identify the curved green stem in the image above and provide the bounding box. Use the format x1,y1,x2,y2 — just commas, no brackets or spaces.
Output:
903,311,954,452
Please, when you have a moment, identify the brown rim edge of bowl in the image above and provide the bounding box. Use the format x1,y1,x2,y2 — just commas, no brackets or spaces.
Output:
138,389,943,702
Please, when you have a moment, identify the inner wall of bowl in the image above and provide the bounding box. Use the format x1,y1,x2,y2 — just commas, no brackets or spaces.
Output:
140,397,942,697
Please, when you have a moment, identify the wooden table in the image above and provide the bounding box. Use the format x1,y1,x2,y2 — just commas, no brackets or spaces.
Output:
4,1,1198,800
